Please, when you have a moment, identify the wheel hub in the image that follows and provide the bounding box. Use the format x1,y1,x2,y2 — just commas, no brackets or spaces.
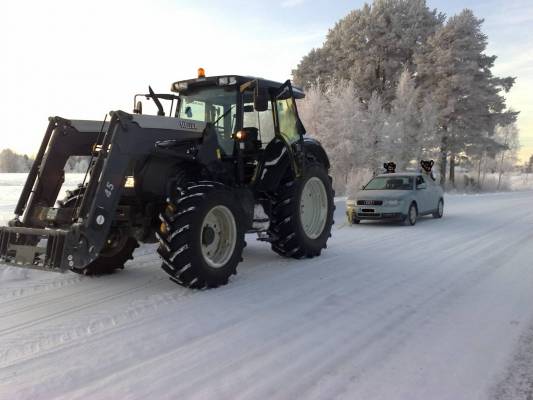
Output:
101,228,128,258
200,205,237,269
299,177,328,239
202,226,216,246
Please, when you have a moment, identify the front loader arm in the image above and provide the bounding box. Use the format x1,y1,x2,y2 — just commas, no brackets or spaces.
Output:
0,111,204,272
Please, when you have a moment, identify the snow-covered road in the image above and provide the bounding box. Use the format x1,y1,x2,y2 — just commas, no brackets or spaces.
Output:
1,191,533,399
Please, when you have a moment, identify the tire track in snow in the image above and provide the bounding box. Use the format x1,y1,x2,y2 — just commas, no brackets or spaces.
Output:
136,231,533,400
490,318,533,400
0,246,159,304
50,198,533,400
0,274,166,337
1,192,533,399
48,223,532,399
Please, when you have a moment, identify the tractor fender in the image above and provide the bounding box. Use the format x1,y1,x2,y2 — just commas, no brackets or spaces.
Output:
303,137,330,169
256,137,330,192
255,138,292,192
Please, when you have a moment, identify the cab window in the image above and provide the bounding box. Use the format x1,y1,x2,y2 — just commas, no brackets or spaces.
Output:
243,103,276,147
276,97,300,144
178,87,237,156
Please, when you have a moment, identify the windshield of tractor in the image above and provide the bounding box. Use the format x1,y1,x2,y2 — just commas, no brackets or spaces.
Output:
178,86,237,155
364,176,414,190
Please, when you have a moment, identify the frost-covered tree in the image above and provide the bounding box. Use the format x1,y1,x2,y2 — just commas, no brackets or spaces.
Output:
294,0,444,106
323,81,365,178
297,84,328,142
415,9,517,186
361,92,388,173
299,81,367,193
388,69,422,169
493,124,520,190
0,149,33,172
294,3,519,193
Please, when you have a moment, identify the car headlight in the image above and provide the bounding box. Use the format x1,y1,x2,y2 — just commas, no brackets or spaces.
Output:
383,199,402,207
346,200,356,207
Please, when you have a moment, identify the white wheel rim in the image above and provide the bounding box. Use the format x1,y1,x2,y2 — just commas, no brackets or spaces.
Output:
300,177,328,239
200,205,237,269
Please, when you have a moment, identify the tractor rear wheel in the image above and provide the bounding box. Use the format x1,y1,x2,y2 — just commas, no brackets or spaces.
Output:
59,187,138,275
157,181,245,289
269,162,334,258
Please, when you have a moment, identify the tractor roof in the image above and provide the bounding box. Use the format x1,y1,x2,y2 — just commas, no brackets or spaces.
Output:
171,75,305,99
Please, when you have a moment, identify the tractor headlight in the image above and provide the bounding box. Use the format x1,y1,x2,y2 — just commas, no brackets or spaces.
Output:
383,199,401,207
124,176,135,188
218,76,237,86
173,82,188,91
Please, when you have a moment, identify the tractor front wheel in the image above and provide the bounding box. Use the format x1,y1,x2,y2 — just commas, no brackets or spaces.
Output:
59,186,138,276
71,228,138,275
157,181,245,289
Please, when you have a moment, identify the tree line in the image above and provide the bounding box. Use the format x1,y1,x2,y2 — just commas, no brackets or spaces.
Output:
0,149,89,173
293,0,519,193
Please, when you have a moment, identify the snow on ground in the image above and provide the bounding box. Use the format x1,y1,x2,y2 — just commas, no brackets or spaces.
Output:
1,175,533,399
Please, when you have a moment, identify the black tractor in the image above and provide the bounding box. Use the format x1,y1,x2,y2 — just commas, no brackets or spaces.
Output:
0,70,335,289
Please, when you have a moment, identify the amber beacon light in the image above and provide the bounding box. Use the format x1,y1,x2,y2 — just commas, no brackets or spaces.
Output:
197,67,206,78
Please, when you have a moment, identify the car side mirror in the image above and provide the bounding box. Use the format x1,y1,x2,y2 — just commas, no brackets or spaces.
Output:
185,106,193,118
417,183,427,190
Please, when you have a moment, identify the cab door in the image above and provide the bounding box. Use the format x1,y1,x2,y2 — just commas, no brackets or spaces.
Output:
273,80,306,176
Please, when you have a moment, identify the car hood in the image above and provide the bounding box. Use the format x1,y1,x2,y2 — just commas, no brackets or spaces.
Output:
352,190,412,201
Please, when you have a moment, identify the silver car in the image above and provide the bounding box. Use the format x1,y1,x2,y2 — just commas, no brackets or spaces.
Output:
346,172,444,226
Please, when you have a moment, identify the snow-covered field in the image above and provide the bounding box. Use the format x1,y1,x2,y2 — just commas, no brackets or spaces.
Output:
1,175,533,399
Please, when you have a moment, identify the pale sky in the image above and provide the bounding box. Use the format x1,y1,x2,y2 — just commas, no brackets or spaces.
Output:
2,0,532,162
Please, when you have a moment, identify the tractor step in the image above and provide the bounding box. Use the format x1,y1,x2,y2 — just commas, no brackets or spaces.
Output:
0,226,69,272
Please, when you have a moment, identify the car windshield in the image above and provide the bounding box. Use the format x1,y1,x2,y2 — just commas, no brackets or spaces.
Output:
364,176,414,190
178,86,237,155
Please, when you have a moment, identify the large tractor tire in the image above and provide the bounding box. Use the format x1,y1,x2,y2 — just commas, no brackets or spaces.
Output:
59,186,138,275
157,181,246,289
269,162,334,258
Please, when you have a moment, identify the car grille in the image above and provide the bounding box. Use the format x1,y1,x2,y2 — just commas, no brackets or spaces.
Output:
357,200,383,206
357,212,381,217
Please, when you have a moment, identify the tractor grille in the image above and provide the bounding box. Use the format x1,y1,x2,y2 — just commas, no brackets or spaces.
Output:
357,200,383,206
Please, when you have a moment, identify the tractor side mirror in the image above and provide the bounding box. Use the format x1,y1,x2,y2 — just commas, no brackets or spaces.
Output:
254,86,269,112
133,100,143,114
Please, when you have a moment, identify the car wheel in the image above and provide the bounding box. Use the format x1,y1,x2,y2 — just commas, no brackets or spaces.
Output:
404,203,417,226
433,199,444,218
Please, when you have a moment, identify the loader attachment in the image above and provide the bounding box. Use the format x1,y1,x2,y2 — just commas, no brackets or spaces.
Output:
0,227,69,271
0,112,205,272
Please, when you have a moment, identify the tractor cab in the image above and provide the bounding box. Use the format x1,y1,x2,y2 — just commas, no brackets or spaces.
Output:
169,70,306,157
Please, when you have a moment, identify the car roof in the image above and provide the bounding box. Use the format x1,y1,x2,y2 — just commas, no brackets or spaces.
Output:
375,172,421,178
